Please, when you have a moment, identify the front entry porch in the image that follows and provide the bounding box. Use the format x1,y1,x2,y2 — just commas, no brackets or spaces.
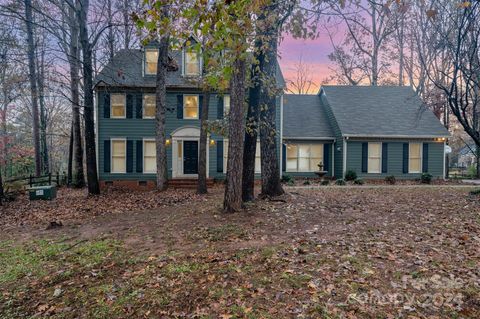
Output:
171,126,209,178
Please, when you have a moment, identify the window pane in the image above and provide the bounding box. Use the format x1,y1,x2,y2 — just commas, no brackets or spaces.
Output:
112,140,125,156
369,143,381,157
286,145,297,158
298,158,309,171
112,158,125,173
112,105,125,117
255,142,261,173
310,145,323,158
184,96,198,119
224,95,230,116
310,158,322,171
144,95,156,118
368,158,381,173
144,157,156,173
287,159,297,171
146,50,158,74
111,94,125,118
410,158,421,172
185,52,199,75
410,143,421,158
298,145,310,158
144,141,156,157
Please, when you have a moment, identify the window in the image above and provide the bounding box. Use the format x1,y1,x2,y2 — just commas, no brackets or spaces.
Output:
145,49,158,75
409,142,422,173
111,94,126,118
223,95,230,116
184,95,199,119
111,139,126,173
286,143,324,172
143,94,156,119
143,140,156,173
224,140,261,173
185,50,200,76
368,142,382,173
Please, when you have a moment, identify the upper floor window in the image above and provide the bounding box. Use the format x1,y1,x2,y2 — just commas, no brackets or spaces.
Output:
145,49,158,75
111,94,126,118
367,142,382,173
286,144,323,172
409,143,422,173
184,50,200,76
223,94,230,116
143,94,156,119
184,95,199,119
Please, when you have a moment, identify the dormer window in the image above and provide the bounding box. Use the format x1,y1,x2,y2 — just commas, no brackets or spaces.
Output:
145,49,158,75
184,50,200,76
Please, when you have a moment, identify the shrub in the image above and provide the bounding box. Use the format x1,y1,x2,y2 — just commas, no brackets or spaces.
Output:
335,179,346,186
281,174,294,184
354,178,365,185
385,175,396,185
287,180,295,186
320,180,330,186
467,165,477,178
470,189,480,196
345,170,357,181
303,180,311,185
421,173,433,184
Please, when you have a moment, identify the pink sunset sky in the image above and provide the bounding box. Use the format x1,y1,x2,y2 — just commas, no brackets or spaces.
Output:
278,33,336,93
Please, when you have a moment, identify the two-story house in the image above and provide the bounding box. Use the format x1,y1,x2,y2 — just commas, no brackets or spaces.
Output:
94,42,284,188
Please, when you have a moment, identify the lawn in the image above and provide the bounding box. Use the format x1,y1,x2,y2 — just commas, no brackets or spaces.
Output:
0,186,479,318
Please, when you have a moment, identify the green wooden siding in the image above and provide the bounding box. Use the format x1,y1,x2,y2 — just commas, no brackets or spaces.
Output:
320,93,343,178
346,140,444,179
97,89,282,181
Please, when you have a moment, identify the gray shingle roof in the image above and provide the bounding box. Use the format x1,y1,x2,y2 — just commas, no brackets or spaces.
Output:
94,49,285,89
321,85,450,137
283,94,335,139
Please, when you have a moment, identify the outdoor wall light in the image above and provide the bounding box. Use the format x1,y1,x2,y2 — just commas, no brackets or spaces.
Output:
210,139,216,146
166,139,171,146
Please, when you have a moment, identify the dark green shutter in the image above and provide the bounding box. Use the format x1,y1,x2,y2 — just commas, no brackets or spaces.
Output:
126,94,133,118
177,95,183,119
217,96,224,119
323,143,330,173
361,142,368,173
403,143,409,173
135,94,143,119
199,95,204,119
126,140,133,173
217,140,223,173
103,93,110,118
282,144,286,172
104,140,111,172
381,143,388,173
136,140,143,173
422,143,429,173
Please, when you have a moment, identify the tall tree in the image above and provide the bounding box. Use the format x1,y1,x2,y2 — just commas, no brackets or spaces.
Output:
197,89,210,194
24,0,42,176
286,55,318,94
78,0,100,194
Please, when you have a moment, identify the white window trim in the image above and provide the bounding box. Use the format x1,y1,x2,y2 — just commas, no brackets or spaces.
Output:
144,49,158,76
224,138,261,174
183,47,202,76
223,94,230,116
286,143,324,173
143,94,156,119
408,142,423,174
111,138,126,174
367,142,382,174
110,93,126,119
183,94,199,120
143,138,156,174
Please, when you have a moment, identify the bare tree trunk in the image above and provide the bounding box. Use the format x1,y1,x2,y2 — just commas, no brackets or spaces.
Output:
37,45,49,173
397,13,405,86
123,0,131,49
371,4,378,86
67,122,73,185
106,0,115,60
197,91,209,194
242,47,261,202
78,0,100,195
0,163,3,206
224,57,246,213
24,0,41,177
69,2,85,188
259,34,283,198
155,33,169,191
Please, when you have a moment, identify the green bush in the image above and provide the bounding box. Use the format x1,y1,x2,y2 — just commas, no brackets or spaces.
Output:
385,175,396,185
345,170,357,181
470,189,480,196
303,180,311,185
354,178,365,185
281,174,294,184
335,179,346,186
320,180,330,186
287,180,295,186
421,173,433,184
467,165,477,178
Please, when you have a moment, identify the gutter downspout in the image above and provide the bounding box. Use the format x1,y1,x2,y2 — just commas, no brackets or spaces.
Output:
343,137,347,179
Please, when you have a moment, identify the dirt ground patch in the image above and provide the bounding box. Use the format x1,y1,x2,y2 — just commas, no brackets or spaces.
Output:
1,186,479,318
